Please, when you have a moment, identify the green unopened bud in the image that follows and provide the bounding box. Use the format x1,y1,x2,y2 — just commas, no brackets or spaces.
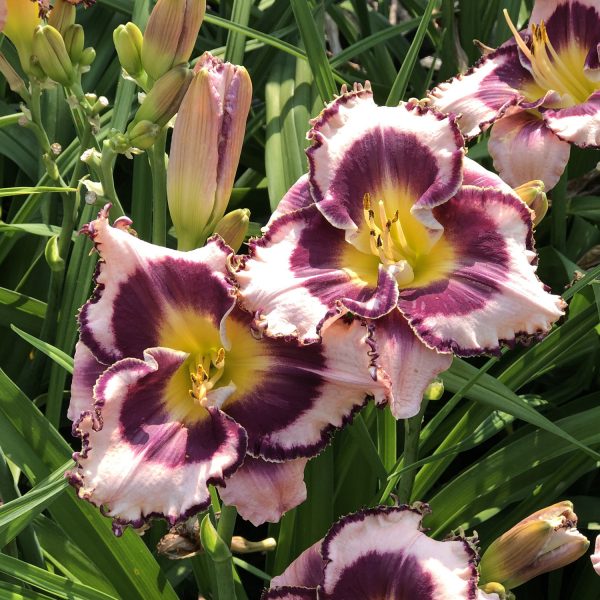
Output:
48,0,77,34
32,25,75,86
141,0,206,82
79,47,96,67
130,64,192,130
200,515,231,563
213,209,250,252
480,501,589,590
63,24,85,65
0,52,28,98
127,119,161,150
423,379,444,401
113,22,144,78
45,235,65,272
167,53,252,250
514,180,548,226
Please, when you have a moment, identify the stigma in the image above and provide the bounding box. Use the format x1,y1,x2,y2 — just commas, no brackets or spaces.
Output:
189,347,226,407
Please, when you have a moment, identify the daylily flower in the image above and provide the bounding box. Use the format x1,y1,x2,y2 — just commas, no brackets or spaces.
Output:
428,0,600,191
68,205,388,532
592,535,600,575
263,504,500,600
0,0,42,73
236,84,565,419
479,501,589,589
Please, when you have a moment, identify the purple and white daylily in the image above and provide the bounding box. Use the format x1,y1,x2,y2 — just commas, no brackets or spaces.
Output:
429,0,600,190
236,84,565,419
68,205,389,531
263,504,499,600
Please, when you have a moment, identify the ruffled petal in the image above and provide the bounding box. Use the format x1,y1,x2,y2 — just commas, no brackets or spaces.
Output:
237,203,397,343
222,309,389,460
398,187,565,356
219,456,308,526
428,44,540,138
461,157,514,193
79,205,236,364
531,0,600,55
69,347,246,530
307,85,464,231
271,540,324,589
320,506,480,599
262,588,317,600
371,309,452,419
266,174,314,227
489,109,571,190
543,90,600,147
592,534,600,575
68,341,106,423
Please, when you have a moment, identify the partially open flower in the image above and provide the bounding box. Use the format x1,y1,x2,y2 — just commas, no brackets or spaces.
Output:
429,0,600,190
167,53,252,250
0,0,42,73
263,504,499,599
68,205,389,532
479,501,590,590
236,84,564,420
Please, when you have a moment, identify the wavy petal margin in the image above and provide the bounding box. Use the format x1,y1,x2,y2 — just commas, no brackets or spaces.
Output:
398,187,565,356
428,43,539,138
489,109,571,190
271,540,324,589
79,206,236,364
219,456,308,526
223,312,390,460
543,90,600,147
262,588,317,600
70,347,247,531
371,310,452,419
68,341,106,423
266,174,314,228
237,203,397,343
307,85,464,231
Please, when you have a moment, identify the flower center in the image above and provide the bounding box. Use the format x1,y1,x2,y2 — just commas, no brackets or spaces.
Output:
188,347,226,407
504,9,597,106
362,193,416,285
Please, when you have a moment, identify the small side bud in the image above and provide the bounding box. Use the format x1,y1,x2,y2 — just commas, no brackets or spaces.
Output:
200,515,232,563
513,180,548,226
141,0,206,82
213,209,250,252
126,119,161,150
423,379,444,401
63,24,85,64
113,22,144,79
480,501,589,590
79,47,96,67
45,235,65,272
48,0,77,34
129,64,192,129
32,25,75,86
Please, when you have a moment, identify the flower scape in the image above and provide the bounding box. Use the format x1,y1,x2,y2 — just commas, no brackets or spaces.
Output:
0,0,599,599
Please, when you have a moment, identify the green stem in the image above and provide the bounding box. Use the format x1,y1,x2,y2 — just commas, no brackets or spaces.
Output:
551,167,569,254
395,400,428,505
148,130,168,246
99,142,124,216
377,408,397,473
217,504,237,547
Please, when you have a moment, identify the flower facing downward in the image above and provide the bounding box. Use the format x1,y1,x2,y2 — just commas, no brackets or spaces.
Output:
479,501,590,590
263,504,499,600
68,205,389,531
237,84,565,419
429,0,600,190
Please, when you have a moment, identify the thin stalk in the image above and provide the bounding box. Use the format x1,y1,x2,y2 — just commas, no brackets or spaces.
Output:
148,130,168,246
377,409,397,473
551,167,569,254
217,504,237,547
395,399,429,505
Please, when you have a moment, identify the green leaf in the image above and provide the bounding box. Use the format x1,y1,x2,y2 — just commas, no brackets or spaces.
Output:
0,222,77,239
10,325,74,374
0,461,70,548
0,581,56,600
0,186,77,197
0,287,46,333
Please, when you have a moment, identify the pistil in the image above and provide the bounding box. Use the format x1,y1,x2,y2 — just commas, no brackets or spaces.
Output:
189,348,226,407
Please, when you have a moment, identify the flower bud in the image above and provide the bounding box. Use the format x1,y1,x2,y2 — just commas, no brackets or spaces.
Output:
63,24,84,64
423,379,444,401
513,180,548,226
141,0,205,83
167,53,252,250
32,24,75,86
1,0,42,73
79,46,96,67
213,208,250,251
126,119,161,150
479,501,590,590
113,22,144,78
47,0,76,34
45,234,65,272
130,64,192,130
